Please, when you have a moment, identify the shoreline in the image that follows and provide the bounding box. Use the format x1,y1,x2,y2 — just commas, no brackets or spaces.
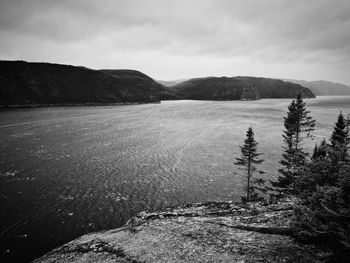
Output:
0,101,161,110
1,95,331,110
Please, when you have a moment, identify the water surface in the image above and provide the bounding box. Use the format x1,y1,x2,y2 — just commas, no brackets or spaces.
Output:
0,96,349,261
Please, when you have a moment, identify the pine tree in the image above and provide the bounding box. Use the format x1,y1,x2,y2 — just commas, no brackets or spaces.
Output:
235,127,264,202
272,93,315,195
330,112,349,161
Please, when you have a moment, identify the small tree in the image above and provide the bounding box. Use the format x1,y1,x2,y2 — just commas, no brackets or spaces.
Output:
312,139,328,160
235,127,264,202
272,93,315,195
331,112,348,146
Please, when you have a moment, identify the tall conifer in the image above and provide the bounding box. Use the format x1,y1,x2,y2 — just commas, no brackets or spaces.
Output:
272,93,315,195
235,127,264,202
330,112,349,162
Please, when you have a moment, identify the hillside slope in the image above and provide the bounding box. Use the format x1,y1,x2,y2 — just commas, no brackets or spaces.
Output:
170,76,315,100
0,61,170,106
100,69,177,100
282,79,350,96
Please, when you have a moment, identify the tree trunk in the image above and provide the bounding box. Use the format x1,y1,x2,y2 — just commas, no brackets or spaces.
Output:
247,160,251,202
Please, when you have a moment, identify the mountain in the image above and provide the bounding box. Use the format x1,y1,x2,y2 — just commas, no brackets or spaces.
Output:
282,79,350,96
169,76,315,100
158,79,188,87
0,60,171,106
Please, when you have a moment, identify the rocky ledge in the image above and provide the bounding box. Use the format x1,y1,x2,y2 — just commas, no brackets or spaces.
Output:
34,200,331,263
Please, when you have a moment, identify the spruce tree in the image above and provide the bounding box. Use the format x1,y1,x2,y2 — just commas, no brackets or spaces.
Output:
235,127,264,202
330,112,349,161
331,112,348,146
272,93,315,195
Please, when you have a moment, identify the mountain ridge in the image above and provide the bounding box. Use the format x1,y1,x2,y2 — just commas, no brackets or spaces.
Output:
0,60,318,106
281,78,350,96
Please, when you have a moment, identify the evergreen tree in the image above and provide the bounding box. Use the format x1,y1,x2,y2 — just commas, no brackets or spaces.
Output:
331,112,348,146
294,161,350,261
312,139,328,160
272,93,315,195
235,127,264,202
330,112,349,161
293,113,350,261
312,143,318,160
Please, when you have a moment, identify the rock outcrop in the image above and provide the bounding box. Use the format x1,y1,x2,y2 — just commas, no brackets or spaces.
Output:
34,200,331,263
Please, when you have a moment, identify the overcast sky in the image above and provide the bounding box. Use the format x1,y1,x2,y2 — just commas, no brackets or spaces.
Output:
0,0,349,83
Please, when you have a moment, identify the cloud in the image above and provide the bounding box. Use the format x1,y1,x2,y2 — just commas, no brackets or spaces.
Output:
0,0,350,83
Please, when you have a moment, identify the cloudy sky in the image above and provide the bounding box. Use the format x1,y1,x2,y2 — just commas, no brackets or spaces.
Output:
0,0,350,83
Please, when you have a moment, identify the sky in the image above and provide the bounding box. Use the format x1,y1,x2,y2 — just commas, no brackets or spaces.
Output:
0,0,350,83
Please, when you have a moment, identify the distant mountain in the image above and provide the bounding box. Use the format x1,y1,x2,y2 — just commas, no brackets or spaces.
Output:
169,76,315,100
158,79,188,87
282,79,350,96
0,60,172,106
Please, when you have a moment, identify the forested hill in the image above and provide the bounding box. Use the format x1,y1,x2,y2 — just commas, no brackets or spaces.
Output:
169,76,315,100
0,60,316,106
0,61,172,106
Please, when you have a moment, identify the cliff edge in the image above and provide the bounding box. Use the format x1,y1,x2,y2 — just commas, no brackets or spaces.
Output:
34,200,331,263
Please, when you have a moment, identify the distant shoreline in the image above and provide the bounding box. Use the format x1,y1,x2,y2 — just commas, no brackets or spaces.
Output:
3,95,349,110
0,101,161,110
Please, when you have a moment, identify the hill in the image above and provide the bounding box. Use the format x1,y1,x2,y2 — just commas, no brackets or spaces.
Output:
0,61,171,106
282,79,350,96
170,76,315,100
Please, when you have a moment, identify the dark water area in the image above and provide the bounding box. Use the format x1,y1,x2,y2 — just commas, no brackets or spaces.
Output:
0,97,349,262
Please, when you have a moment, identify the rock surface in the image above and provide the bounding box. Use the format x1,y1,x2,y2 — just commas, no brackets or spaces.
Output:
34,200,330,263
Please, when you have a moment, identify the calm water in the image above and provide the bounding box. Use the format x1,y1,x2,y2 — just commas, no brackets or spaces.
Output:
0,96,349,262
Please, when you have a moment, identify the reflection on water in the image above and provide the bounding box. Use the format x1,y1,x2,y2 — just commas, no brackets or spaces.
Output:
0,96,349,262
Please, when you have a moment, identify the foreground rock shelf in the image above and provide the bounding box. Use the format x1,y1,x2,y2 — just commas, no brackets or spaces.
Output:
34,200,331,263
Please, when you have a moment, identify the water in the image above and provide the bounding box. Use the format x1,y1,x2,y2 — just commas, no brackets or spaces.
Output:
0,96,349,262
